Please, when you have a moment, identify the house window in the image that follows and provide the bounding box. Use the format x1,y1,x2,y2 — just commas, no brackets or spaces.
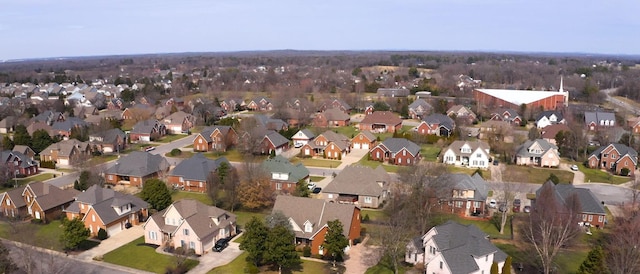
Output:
398,158,402,164
198,139,202,144
189,241,195,249
184,229,189,236
108,175,113,180
611,154,616,159
199,182,203,188
408,159,411,164
149,231,157,240
364,197,372,203
305,222,312,233
276,183,282,190
598,216,604,222
376,151,380,158
402,150,406,156
92,215,95,222
5,199,9,205
440,261,443,269
588,215,593,222
179,177,184,183
455,201,463,208
582,214,587,221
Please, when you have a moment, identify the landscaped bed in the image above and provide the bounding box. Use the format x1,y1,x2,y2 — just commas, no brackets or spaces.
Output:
103,236,199,274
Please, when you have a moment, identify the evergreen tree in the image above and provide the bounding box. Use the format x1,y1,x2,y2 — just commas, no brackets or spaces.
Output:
577,246,609,274
31,129,53,153
240,217,269,266
490,262,499,274
502,256,512,274
1,135,14,150
60,217,90,251
322,220,349,262
264,225,300,273
139,179,172,211
13,124,31,147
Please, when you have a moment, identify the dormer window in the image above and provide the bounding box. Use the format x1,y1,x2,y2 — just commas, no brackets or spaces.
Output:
304,221,313,233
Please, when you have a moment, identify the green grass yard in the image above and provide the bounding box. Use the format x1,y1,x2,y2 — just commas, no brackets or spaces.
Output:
420,144,441,162
361,209,389,222
292,158,341,168
356,157,401,173
0,220,65,251
502,165,574,184
577,164,630,185
447,166,492,180
309,176,325,182
207,252,327,274
171,191,213,205
103,237,199,274
156,134,190,143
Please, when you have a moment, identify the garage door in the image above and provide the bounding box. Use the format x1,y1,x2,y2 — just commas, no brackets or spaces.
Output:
59,159,69,165
362,143,369,150
103,147,114,153
353,143,361,149
140,136,151,142
107,222,122,237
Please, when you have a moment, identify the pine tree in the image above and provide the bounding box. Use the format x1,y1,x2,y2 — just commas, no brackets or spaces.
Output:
240,217,269,266
60,217,90,251
264,225,300,273
577,246,609,274
490,262,499,274
323,220,349,262
502,256,512,274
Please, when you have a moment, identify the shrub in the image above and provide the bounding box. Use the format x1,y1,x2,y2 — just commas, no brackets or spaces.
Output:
92,150,103,157
621,168,631,176
245,263,260,274
169,148,182,156
39,160,56,169
362,214,370,222
303,245,311,257
97,228,108,240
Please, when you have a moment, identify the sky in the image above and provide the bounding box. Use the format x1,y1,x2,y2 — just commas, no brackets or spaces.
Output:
1,0,639,60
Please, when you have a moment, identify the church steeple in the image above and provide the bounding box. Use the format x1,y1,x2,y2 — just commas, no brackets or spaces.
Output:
559,76,564,93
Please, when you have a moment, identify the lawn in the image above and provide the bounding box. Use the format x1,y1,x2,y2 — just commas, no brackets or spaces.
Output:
309,176,325,182
502,165,574,184
292,157,341,168
357,157,401,173
207,252,327,274
15,173,54,185
365,262,410,274
420,144,441,162
0,220,65,251
156,134,190,143
235,211,268,227
205,150,265,162
361,209,389,222
577,164,630,185
172,191,213,205
103,237,199,274
447,166,492,181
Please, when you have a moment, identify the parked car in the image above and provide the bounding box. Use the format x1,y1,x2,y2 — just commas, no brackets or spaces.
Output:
144,146,155,152
570,165,579,171
493,160,499,166
294,142,304,148
307,183,317,190
513,199,521,213
523,205,531,213
312,187,322,194
213,238,229,252
488,199,497,208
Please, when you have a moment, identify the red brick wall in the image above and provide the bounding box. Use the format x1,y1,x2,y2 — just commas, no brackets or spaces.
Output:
370,147,385,161
193,135,211,152
324,143,343,160
349,208,362,243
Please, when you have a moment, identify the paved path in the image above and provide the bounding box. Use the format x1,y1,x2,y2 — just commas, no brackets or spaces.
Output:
558,163,587,185
76,225,145,261
344,235,380,274
187,241,243,274
336,149,368,169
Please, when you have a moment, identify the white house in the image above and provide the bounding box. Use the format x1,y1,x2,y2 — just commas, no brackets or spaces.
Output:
406,221,508,274
536,111,565,129
441,140,491,169
291,129,315,147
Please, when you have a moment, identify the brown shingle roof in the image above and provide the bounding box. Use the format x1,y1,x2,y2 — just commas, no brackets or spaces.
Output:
360,111,402,126
323,165,389,197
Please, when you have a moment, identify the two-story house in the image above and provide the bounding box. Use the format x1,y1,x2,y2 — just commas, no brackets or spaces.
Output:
300,130,350,160
536,110,565,129
416,114,455,137
441,140,491,169
490,108,522,125
584,111,616,131
40,139,92,166
291,129,315,147
162,111,196,134
405,221,507,273
88,128,127,154
22,182,79,222
129,119,166,142
534,181,607,228
193,126,238,152
322,165,389,208
0,150,39,176
446,105,477,123
515,139,560,167
261,155,310,193
313,108,351,128
64,185,149,237
144,199,237,255
351,131,376,150
408,99,433,120
167,154,230,193
434,173,489,217
588,143,638,175
369,138,421,166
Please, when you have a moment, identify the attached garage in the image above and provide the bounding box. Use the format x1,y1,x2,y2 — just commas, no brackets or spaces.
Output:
58,158,70,165
353,143,361,149
103,146,114,153
107,222,123,236
139,136,151,142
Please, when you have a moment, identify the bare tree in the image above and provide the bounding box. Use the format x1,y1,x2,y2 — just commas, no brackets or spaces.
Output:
496,182,516,235
605,208,640,274
523,182,582,274
376,183,414,274
630,175,640,209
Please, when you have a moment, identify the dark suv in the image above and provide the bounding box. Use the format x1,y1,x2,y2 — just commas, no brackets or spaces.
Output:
213,238,229,252
513,199,521,213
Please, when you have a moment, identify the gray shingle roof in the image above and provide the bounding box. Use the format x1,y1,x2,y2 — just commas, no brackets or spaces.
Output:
105,151,169,177
198,126,233,143
52,117,87,131
584,111,615,125
355,131,376,142
262,155,309,183
254,114,288,131
272,195,357,240
589,143,638,165
547,183,606,215
66,185,148,224
89,128,126,144
40,139,88,158
322,108,350,121
318,130,350,150
536,110,564,122
170,153,229,182
295,129,315,139
432,221,505,274
323,165,389,197
265,130,289,148
408,99,433,112
444,140,490,157
25,182,79,211
515,139,558,158
153,199,236,239
436,173,489,201
378,138,421,156
423,114,455,130
131,119,163,134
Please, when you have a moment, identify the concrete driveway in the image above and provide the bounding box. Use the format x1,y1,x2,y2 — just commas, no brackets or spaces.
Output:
558,163,586,185
187,241,244,274
76,225,144,261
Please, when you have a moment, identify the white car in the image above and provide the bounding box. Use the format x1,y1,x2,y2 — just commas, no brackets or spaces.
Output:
570,165,579,171
307,183,316,190
489,199,497,208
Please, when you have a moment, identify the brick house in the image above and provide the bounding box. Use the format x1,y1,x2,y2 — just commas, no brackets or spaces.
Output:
261,131,290,156
408,99,433,120
193,126,238,152
22,182,79,222
588,143,637,176
162,111,196,134
300,130,350,160
262,155,310,193
534,181,607,228
313,108,351,128
369,138,421,166
0,150,39,176
40,139,92,166
322,165,389,208
246,97,273,111
88,128,127,154
64,185,149,237
490,108,522,125
416,114,455,137
167,154,230,193
359,111,402,133
351,131,376,150
130,119,167,142
433,173,489,217
103,151,170,187
273,195,361,256
320,98,351,114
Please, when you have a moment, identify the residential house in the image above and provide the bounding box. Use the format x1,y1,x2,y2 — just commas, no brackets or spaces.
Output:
193,126,238,152
292,129,315,147
121,104,154,121
627,116,640,134
40,139,91,166
363,103,375,115
534,181,607,228
405,221,507,273
322,165,389,208
442,140,491,169
144,199,237,255
260,130,290,155
359,111,402,133
478,120,514,143
313,108,351,128
0,187,28,219
536,111,565,129
416,114,455,137
246,97,273,111
408,99,433,120
73,106,99,119
32,110,64,126
320,98,351,114
26,121,52,136
490,108,522,125
300,130,350,160
51,117,87,138
12,145,35,160
89,128,127,153
254,114,288,131
167,154,230,193
0,151,39,176
272,195,361,255
130,119,167,142
515,139,560,167
0,116,17,133
262,155,310,193
104,151,170,187
447,105,477,123
540,124,571,146
351,131,376,150
588,143,637,176
434,173,489,217
220,97,244,112
369,138,421,166
585,111,616,131
162,111,196,134
22,182,79,222
64,185,149,236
